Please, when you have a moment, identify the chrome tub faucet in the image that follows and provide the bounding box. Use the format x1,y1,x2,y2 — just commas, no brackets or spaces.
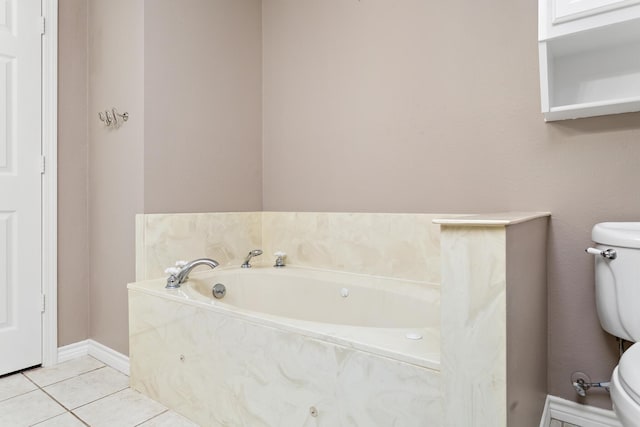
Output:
165,258,219,289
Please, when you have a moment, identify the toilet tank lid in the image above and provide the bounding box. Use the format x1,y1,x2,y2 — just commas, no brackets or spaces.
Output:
592,222,640,248
619,343,640,401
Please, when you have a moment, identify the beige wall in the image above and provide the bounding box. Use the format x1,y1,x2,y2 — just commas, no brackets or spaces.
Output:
58,0,89,346
262,0,639,408
83,0,263,354
88,0,145,354
143,0,262,214
507,218,548,425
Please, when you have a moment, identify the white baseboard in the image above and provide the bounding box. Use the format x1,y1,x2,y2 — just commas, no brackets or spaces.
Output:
87,339,130,376
540,395,622,427
57,339,130,376
57,340,89,363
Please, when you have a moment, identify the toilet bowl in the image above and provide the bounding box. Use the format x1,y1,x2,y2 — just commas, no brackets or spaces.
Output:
611,343,640,426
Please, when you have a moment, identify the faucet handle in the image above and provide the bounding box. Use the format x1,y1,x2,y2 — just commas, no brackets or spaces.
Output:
164,267,180,276
175,260,189,268
274,251,286,268
165,268,181,289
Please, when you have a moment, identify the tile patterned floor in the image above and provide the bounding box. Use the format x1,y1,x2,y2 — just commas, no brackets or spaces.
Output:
0,356,197,427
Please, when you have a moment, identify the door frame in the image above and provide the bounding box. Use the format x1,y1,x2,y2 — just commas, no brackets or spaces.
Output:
41,0,58,367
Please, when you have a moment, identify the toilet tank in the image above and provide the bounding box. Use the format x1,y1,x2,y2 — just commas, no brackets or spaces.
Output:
592,222,640,343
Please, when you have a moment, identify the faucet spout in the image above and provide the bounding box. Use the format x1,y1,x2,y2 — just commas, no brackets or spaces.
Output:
166,258,219,289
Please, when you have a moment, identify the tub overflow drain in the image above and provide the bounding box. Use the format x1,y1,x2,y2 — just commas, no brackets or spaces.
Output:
212,283,226,299
340,288,349,298
309,406,318,417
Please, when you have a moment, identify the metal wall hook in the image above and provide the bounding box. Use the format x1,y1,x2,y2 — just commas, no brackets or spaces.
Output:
112,108,129,123
98,111,112,126
98,108,130,127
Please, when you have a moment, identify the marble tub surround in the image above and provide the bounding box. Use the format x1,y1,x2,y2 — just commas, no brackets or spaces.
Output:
261,212,447,282
131,210,550,426
129,282,442,427
438,214,549,427
136,211,449,283
135,212,262,280
433,211,550,226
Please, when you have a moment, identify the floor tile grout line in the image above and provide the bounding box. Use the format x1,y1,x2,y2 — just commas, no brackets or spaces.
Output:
0,387,39,404
21,372,42,389
1,369,62,406
69,410,92,427
40,364,126,393
30,367,128,427
28,410,91,427
39,384,76,413
0,388,51,419
15,370,79,427
21,392,68,427
27,364,108,389
31,362,127,427
133,409,169,427
36,372,125,426
27,410,70,427
71,388,170,427
70,386,132,412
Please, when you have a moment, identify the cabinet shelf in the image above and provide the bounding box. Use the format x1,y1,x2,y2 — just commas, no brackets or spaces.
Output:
545,96,640,121
539,1,640,120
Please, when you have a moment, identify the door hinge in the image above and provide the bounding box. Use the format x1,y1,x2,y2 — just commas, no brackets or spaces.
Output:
41,294,46,313
40,155,45,174
39,16,45,35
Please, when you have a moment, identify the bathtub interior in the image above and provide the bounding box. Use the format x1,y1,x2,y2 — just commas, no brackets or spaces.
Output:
184,267,438,328
133,212,447,372
129,266,441,370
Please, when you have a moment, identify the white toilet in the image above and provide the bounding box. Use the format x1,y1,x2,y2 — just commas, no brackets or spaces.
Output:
590,222,640,425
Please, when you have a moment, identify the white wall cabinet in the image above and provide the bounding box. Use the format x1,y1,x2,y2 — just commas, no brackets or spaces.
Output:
539,0,640,120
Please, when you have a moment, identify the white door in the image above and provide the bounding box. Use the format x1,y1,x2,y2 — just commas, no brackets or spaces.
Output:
0,0,43,375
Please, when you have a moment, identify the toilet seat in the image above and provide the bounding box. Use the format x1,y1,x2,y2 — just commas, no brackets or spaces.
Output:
612,343,640,426
612,367,640,426
618,343,640,405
